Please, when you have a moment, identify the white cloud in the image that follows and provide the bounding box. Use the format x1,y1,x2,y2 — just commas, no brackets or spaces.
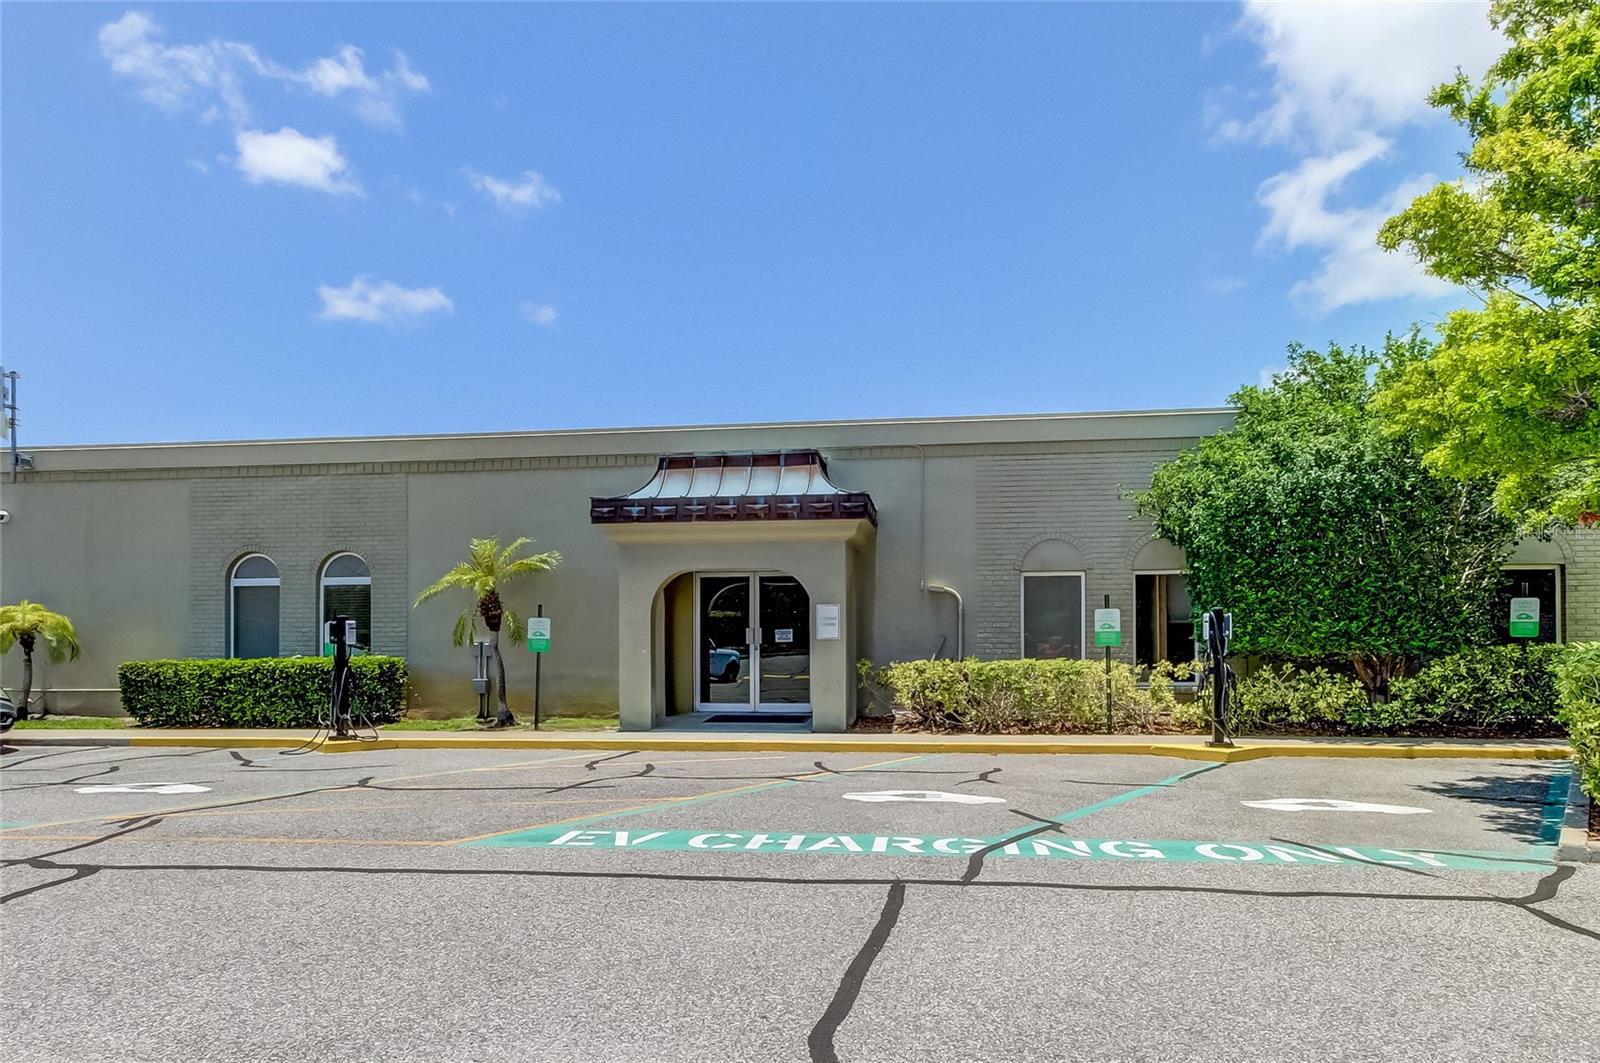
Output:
235,128,362,195
317,276,453,324
1218,1,1503,312
1221,1,1501,151
520,302,558,327
284,45,429,129
1254,134,1453,312
1258,365,1286,389
1205,275,1246,296
98,11,428,131
465,169,561,213
98,11,255,126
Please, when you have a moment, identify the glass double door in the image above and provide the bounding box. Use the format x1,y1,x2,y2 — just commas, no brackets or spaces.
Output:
697,574,811,711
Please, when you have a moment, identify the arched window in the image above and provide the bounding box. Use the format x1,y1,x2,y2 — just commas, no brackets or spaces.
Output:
230,554,280,658
319,553,372,651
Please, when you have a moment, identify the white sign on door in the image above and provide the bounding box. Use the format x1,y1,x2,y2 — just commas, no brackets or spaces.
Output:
775,628,794,644
816,604,841,640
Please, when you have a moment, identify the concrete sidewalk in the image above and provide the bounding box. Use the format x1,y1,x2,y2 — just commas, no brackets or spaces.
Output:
1,726,1573,763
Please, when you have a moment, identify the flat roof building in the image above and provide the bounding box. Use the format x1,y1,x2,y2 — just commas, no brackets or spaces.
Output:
2,407,1593,730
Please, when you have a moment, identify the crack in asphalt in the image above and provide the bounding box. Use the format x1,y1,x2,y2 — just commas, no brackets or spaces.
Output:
5,854,1593,919
808,881,905,1063
0,747,215,774
583,751,636,772
1,764,124,792
0,864,102,905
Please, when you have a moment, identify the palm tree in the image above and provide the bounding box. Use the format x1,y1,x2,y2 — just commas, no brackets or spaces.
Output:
413,537,560,727
0,600,81,721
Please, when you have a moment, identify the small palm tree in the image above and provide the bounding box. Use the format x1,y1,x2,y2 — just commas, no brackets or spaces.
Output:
0,600,81,721
413,537,560,727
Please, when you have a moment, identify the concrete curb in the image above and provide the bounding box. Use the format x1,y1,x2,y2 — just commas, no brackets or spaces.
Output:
1,729,1575,763
1555,770,1597,863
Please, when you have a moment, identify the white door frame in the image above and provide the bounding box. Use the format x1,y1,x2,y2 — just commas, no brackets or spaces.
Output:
693,571,812,713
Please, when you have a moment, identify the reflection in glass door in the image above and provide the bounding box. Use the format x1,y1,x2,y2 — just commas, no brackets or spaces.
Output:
697,573,812,712
757,576,810,706
699,575,751,704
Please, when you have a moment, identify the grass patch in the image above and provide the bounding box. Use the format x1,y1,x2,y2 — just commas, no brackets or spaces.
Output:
383,714,618,733
12,716,131,729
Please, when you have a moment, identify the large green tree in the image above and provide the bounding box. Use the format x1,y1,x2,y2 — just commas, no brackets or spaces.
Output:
1377,0,1599,525
1134,343,1516,700
413,537,560,727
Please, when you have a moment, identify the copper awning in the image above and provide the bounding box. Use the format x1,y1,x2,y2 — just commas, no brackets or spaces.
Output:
590,450,877,525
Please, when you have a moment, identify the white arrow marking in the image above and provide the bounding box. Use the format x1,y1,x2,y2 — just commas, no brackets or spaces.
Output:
75,783,212,795
1242,798,1431,815
842,790,1005,805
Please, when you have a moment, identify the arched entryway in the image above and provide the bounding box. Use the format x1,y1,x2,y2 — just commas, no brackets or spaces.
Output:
595,449,877,733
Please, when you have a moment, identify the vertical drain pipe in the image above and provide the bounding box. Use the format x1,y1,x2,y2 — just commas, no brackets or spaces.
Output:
926,584,964,659
916,443,964,659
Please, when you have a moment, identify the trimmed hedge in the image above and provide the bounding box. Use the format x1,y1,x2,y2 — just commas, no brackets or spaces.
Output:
865,658,1191,734
1376,644,1565,736
867,643,1573,739
1224,666,1370,734
1554,642,1600,798
118,657,408,728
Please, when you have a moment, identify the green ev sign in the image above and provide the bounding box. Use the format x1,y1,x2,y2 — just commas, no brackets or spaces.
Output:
527,617,552,653
1093,608,1122,648
1508,597,1541,640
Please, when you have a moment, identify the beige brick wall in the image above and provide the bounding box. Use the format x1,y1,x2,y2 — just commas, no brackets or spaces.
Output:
974,440,1190,661
189,474,409,658
1565,527,1600,642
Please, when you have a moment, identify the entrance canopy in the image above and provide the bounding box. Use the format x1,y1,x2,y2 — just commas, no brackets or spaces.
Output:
590,450,877,526
593,449,876,733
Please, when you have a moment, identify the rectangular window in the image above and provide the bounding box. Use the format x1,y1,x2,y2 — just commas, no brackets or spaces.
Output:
233,585,280,659
1135,573,1196,668
1494,567,1561,644
1020,573,1084,659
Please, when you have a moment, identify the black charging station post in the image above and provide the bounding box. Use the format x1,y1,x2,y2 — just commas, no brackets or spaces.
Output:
326,614,356,739
533,603,544,731
1204,606,1233,748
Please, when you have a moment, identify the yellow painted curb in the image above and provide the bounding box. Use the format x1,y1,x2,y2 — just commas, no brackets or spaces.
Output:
113,732,1572,762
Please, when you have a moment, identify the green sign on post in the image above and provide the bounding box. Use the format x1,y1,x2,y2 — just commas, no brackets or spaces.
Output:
527,616,552,653
1508,597,1540,640
1093,608,1122,648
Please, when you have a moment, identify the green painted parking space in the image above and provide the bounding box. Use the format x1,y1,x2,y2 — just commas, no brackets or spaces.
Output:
466,759,1572,874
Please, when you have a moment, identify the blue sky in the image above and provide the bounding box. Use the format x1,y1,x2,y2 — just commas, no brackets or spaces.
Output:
1,2,1505,445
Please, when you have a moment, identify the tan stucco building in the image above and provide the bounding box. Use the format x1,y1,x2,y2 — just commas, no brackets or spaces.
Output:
2,408,1594,731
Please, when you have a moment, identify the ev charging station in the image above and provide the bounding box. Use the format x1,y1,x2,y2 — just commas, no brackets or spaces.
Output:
1201,607,1234,747
471,639,493,723
324,614,360,739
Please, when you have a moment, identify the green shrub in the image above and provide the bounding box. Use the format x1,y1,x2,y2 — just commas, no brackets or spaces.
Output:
1228,666,1370,734
1377,644,1564,736
1553,642,1600,798
118,657,408,728
865,658,1192,734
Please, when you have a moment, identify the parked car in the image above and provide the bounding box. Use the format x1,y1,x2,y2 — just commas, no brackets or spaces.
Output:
708,646,742,682
0,694,14,734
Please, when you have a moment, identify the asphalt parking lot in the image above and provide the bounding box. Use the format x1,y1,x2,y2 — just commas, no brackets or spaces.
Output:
2,743,1595,1063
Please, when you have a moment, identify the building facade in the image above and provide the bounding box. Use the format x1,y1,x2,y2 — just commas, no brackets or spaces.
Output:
1,408,1594,730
